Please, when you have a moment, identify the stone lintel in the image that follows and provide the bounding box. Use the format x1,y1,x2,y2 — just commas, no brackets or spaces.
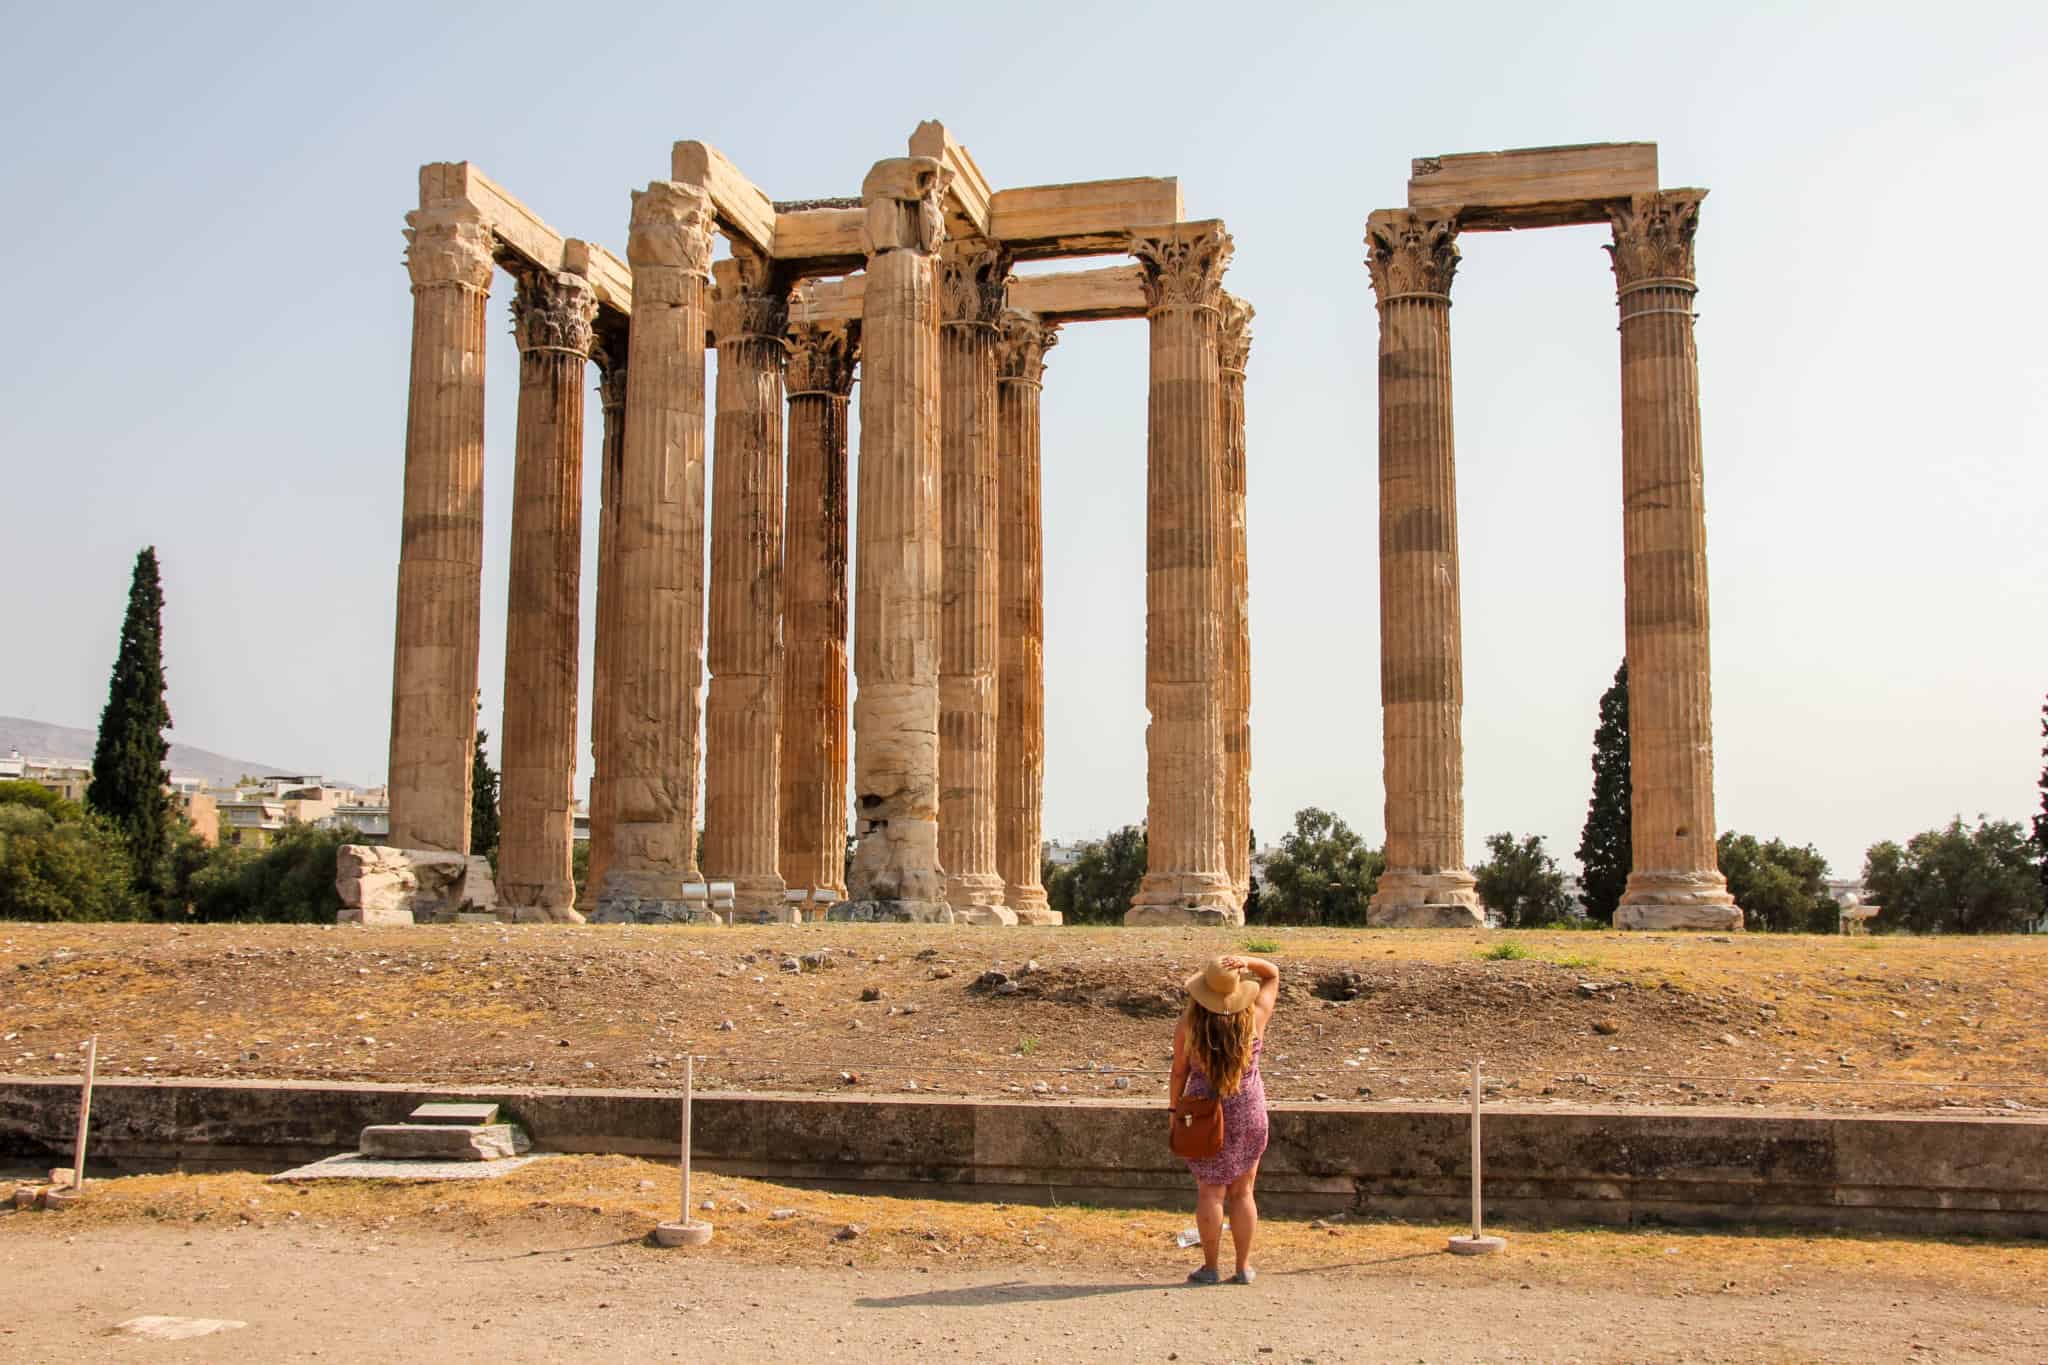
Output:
671,141,777,256
418,162,631,313
908,119,992,239
1408,142,1659,231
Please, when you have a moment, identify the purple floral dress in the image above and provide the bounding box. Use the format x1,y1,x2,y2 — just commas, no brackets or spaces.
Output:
1181,1034,1269,1185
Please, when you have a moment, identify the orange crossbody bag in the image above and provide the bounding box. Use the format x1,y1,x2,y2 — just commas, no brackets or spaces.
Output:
1169,1063,1226,1160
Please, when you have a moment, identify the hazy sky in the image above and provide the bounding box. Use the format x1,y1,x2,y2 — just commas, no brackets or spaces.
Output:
3,2,2043,879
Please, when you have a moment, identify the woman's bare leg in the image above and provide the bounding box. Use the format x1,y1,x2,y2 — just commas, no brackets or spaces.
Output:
1224,1164,1260,1275
1195,1182,1227,1271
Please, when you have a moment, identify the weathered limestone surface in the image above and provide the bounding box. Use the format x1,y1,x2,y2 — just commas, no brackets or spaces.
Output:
592,182,719,924
388,202,493,855
1607,190,1741,932
705,250,792,924
496,268,596,923
995,310,1059,925
937,240,1013,925
832,158,956,924
334,844,492,923
1124,222,1239,927
779,319,857,907
1361,209,1483,929
359,1122,527,1161
1219,294,1254,904
581,320,629,911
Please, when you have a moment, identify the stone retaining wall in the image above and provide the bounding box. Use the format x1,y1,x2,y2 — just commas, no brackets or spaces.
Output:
2,1076,2041,1237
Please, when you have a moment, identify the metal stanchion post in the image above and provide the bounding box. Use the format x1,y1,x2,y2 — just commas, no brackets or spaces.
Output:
655,1054,713,1247
1448,1057,1504,1255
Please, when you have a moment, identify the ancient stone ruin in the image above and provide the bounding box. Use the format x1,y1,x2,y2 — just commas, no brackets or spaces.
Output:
368,122,1256,928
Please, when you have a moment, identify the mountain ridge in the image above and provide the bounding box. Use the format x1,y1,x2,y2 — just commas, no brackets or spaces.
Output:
0,716,352,790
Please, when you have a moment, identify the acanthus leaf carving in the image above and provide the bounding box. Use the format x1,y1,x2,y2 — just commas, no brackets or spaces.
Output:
860,157,952,258
785,320,859,397
711,245,791,345
1364,209,1459,301
1606,189,1707,288
1130,222,1233,313
626,181,716,285
1219,294,1255,374
938,241,1013,327
511,268,598,357
994,310,1059,385
404,203,495,292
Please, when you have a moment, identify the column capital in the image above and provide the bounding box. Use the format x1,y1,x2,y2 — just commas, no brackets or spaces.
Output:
786,320,858,397
1129,221,1233,314
627,181,716,294
591,316,630,411
1364,208,1459,303
1219,294,1255,376
511,268,598,358
1606,189,1707,291
861,156,952,258
995,309,1058,386
404,203,495,293
710,246,791,347
939,240,1012,328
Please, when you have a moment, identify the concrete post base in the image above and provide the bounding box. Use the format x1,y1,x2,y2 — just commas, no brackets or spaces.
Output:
654,1219,713,1247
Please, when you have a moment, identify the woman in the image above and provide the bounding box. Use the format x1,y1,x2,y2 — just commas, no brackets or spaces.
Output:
1171,953,1279,1285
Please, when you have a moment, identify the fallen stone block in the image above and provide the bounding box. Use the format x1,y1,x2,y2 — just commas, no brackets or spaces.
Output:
409,1101,501,1126
359,1122,528,1161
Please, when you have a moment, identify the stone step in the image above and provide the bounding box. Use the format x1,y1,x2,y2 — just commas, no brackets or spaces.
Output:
359,1123,527,1162
408,1101,500,1126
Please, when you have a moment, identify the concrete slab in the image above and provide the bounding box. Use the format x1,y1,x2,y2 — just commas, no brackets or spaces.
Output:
267,1152,543,1183
408,1102,500,1126
359,1122,525,1160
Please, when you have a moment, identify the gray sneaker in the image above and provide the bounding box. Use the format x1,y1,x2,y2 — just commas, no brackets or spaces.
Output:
1185,1266,1221,1286
1228,1267,1257,1285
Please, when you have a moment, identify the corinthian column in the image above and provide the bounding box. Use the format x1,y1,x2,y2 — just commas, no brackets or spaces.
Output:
1125,221,1239,926
779,319,857,911
497,268,597,921
1608,189,1742,931
1219,294,1254,906
581,318,628,911
937,241,1013,925
389,202,494,854
705,249,791,923
995,310,1059,924
1364,209,1482,928
592,182,718,923
831,156,955,923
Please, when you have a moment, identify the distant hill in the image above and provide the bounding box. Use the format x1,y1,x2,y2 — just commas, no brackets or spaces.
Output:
0,716,345,790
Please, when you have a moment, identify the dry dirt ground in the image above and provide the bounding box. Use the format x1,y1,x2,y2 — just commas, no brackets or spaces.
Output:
5,923,2046,1112
5,1157,2048,1363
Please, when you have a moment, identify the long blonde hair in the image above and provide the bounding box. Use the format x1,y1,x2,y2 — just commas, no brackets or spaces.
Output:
1182,999,1258,1098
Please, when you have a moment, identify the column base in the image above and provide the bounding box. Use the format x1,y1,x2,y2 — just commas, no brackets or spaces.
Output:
590,874,721,925
1615,871,1743,931
825,899,956,924
1006,884,1059,925
1367,870,1484,928
1125,871,1241,927
502,904,587,925
946,871,1010,922
720,876,791,925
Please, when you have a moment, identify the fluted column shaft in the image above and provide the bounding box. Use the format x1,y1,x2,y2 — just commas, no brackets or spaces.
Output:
996,311,1059,924
1362,209,1482,927
1219,296,1254,906
938,242,1012,923
779,322,857,909
581,330,628,910
706,253,791,923
835,156,954,922
592,182,717,923
389,203,494,855
497,269,597,919
1126,222,1238,925
1609,189,1741,931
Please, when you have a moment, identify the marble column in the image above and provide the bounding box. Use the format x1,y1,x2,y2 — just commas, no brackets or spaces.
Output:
995,309,1060,924
1219,294,1254,907
938,241,1013,925
580,319,629,911
832,156,955,922
779,320,858,912
592,182,718,923
496,268,597,921
1125,222,1239,926
389,203,494,854
705,249,791,924
1607,189,1742,931
1364,208,1482,927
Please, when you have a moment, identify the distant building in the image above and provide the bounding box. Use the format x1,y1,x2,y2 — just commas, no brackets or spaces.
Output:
216,799,288,848
2,753,92,804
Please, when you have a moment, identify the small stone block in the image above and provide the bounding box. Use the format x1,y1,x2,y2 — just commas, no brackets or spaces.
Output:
407,1102,500,1126
41,1186,80,1211
359,1122,525,1161
654,1219,714,1248
13,1186,41,1210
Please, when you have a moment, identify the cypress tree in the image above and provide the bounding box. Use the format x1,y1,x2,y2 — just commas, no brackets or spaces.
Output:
1576,661,1632,924
87,547,173,903
470,726,500,859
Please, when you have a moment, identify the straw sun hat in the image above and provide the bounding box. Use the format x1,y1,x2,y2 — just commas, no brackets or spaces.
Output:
1185,957,1260,1015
